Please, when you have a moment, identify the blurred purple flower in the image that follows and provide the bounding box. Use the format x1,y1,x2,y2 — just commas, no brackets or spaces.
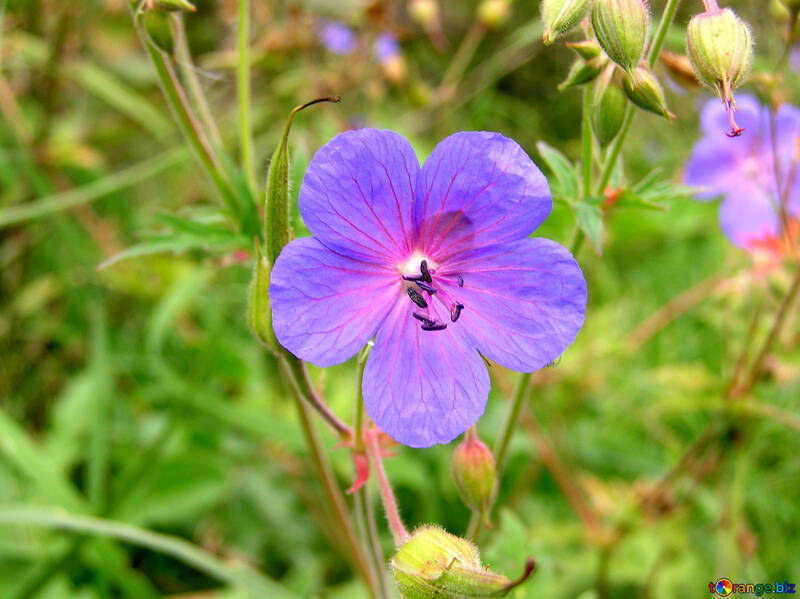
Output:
270,129,587,447
318,20,357,55
791,45,800,74
685,95,800,249
374,32,401,64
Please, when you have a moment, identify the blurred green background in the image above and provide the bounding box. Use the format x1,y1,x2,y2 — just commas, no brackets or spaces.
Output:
1,0,799,597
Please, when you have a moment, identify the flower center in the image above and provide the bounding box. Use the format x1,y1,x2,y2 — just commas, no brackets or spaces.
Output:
399,258,465,332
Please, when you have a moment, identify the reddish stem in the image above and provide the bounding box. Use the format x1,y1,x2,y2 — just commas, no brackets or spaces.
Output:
368,433,409,546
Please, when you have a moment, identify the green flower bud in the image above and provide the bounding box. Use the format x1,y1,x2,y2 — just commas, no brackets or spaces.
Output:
592,69,627,146
622,64,675,119
146,0,197,12
558,55,608,91
391,526,535,599
247,240,280,352
541,0,594,46
592,0,650,77
451,433,497,525
477,0,511,28
566,39,604,60
687,7,752,136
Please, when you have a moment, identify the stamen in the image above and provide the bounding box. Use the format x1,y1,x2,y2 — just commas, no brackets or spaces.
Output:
725,101,744,138
421,320,447,331
420,260,432,283
402,274,424,282
407,287,428,309
450,303,464,322
415,280,436,294
412,312,435,326
457,275,464,287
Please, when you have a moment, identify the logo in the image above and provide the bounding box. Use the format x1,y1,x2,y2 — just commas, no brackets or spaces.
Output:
708,578,796,596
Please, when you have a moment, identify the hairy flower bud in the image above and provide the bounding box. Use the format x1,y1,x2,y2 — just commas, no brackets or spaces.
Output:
687,7,752,136
567,39,604,60
477,0,511,28
247,241,280,352
622,63,675,119
592,70,627,146
558,55,608,91
451,433,497,523
592,0,650,76
391,526,535,599
541,0,594,45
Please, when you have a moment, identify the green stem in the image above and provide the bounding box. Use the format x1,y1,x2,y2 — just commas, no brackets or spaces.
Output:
0,506,298,599
466,371,532,539
294,397,380,598
440,20,486,91
280,356,351,438
582,85,593,198
237,0,256,192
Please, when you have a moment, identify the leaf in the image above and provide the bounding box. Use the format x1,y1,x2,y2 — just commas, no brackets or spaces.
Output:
574,201,604,255
536,142,579,205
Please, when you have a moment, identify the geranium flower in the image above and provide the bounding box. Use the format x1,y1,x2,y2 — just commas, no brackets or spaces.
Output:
317,20,357,55
685,95,800,251
374,32,401,64
270,129,587,447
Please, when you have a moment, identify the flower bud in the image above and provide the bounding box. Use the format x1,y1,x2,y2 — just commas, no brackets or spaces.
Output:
687,7,752,136
541,0,594,46
622,63,675,119
558,55,608,91
451,433,497,524
247,241,280,352
592,72,627,146
659,51,701,90
567,39,604,60
148,0,197,11
591,0,650,77
409,0,439,27
477,0,511,28
391,526,535,599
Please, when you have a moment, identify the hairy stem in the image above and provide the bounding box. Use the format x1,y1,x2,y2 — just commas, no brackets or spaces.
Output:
368,433,409,547
280,356,351,439
237,0,256,192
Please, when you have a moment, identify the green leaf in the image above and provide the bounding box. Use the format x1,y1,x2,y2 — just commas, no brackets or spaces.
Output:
574,200,604,255
536,142,579,205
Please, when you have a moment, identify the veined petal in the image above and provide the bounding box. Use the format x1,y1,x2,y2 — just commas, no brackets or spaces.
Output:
414,131,551,261
719,185,781,249
442,238,587,373
270,238,398,367
363,301,490,448
299,128,420,263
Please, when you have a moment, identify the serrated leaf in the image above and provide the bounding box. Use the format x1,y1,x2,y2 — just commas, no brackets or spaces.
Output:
536,142,579,205
574,201,604,255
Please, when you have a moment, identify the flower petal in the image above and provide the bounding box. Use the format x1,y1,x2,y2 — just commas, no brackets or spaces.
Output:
299,129,420,263
414,131,551,261
684,136,745,200
362,301,490,448
442,238,587,372
719,185,781,249
270,237,398,367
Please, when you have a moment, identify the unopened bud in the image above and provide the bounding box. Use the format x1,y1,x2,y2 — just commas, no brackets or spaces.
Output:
592,69,627,146
687,7,752,137
541,0,594,46
391,526,535,599
451,433,497,524
147,0,197,11
477,0,511,28
622,63,675,119
247,241,280,352
409,0,439,27
659,51,701,90
566,39,604,60
558,55,608,91
592,0,650,77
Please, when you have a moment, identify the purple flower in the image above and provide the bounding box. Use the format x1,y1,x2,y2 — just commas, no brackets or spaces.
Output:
318,20,357,55
270,129,587,447
374,32,401,64
685,95,800,249
792,45,800,74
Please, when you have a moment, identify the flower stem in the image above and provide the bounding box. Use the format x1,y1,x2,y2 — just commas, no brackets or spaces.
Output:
237,0,256,193
702,0,719,11
732,265,800,397
280,355,352,439
368,433,409,547
440,20,486,93
466,371,532,539
582,85,594,199
293,395,379,598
